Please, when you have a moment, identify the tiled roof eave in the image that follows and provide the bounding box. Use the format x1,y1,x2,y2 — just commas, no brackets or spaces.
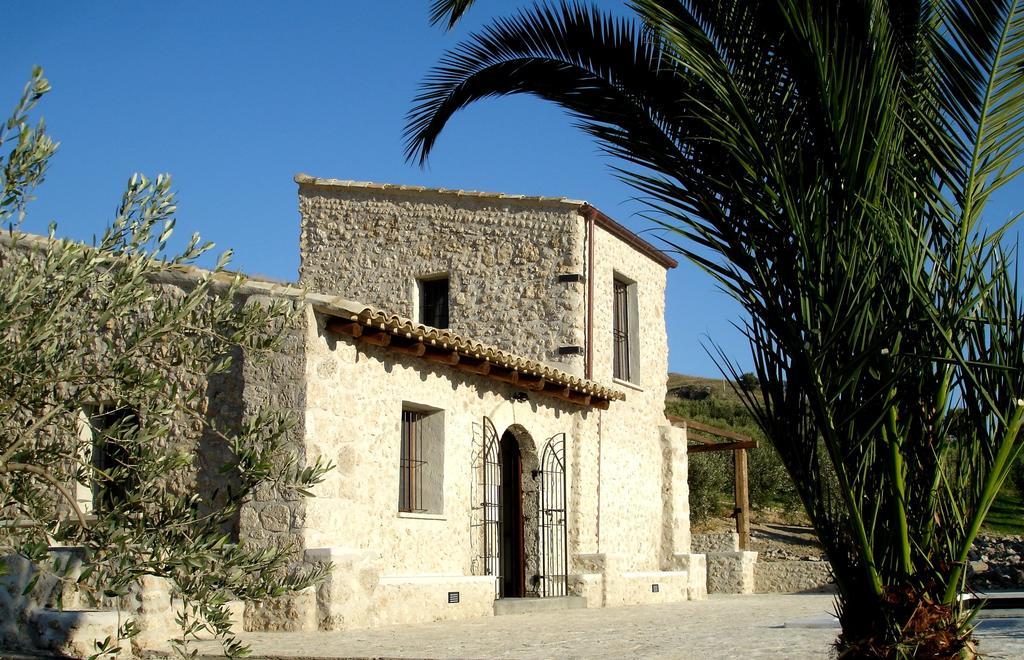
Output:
311,301,624,409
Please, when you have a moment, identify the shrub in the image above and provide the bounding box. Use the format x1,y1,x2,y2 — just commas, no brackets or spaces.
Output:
668,395,801,520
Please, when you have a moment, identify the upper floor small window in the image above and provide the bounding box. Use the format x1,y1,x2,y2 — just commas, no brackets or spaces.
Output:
418,276,449,329
612,275,639,382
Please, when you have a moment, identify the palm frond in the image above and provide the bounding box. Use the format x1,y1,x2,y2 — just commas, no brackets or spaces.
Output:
410,0,1024,651
407,2,694,175
428,0,478,30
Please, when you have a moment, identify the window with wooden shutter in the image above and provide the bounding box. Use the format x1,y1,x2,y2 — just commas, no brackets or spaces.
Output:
398,405,445,515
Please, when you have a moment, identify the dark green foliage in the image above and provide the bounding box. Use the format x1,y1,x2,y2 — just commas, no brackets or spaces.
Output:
983,483,1024,536
667,384,712,400
1013,455,1024,493
684,451,730,525
410,1,1024,655
736,373,758,392
668,396,762,433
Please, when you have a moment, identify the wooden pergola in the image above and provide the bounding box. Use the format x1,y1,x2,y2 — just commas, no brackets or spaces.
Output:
667,415,759,550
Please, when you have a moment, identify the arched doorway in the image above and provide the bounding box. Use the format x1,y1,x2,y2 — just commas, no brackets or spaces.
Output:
481,419,565,599
498,425,539,597
499,430,525,597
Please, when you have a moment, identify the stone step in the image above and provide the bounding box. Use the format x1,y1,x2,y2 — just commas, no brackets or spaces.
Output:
963,590,1024,609
493,596,586,616
31,609,121,658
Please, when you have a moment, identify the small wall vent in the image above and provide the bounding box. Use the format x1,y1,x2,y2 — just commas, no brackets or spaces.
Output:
651,584,660,593
558,273,585,283
558,345,584,355
448,591,460,604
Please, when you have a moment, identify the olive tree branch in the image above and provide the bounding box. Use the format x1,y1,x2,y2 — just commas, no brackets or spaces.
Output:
0,461,89,530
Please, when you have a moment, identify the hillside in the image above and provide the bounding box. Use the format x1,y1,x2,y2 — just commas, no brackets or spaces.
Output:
666,372,748,405
667,372,1024,535
665,373,800,526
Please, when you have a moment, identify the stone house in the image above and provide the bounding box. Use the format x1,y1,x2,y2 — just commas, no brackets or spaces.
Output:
239,176,706,630
3,174,708,650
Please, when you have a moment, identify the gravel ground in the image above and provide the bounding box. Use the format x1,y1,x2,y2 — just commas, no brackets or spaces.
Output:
191,594,1024,659
191,522,1022,658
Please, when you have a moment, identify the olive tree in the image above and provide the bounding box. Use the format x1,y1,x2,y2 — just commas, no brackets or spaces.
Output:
0,69,329,658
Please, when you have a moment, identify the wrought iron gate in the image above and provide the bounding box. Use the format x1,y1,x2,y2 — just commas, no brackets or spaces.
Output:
538,432,568,597
481,417,502,597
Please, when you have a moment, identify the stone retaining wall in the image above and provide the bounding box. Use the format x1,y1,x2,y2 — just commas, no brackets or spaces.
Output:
705,551,758,594
754,560,834,593
692,532,739,554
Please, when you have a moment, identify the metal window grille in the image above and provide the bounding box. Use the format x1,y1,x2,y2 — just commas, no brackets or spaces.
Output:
613,279,631,381
420,278,449,329
399,410,428,512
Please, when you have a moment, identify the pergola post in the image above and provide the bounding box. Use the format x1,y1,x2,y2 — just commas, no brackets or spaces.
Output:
667,414,757,551
734,448,750,550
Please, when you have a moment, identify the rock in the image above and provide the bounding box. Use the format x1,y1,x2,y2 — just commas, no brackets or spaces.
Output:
967,534,1024,591
258,504,292,533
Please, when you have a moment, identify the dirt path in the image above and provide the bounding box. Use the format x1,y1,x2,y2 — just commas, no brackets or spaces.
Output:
695,516,825,561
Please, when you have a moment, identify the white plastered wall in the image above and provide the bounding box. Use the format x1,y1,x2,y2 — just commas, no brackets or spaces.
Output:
298,292,701,630
271,196,704,631
587,221,673,565
301,307,596,628
575,220,704,604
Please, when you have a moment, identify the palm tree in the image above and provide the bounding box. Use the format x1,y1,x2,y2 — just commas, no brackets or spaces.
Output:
408,1,1024,656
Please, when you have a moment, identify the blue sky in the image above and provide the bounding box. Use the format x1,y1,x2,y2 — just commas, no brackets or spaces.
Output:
4,2,1019,378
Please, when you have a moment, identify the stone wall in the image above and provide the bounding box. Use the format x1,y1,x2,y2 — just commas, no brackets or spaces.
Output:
295,179,686,585
704,552,758,594
301,309,587,575
291,294,701,628
300,310,593,626
587,222,674,566
692,532,740,554
0,234,316,651
297,179,587,374
237,299,310,552
4,181,698,639
755,560,834,594
0,234,306,550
